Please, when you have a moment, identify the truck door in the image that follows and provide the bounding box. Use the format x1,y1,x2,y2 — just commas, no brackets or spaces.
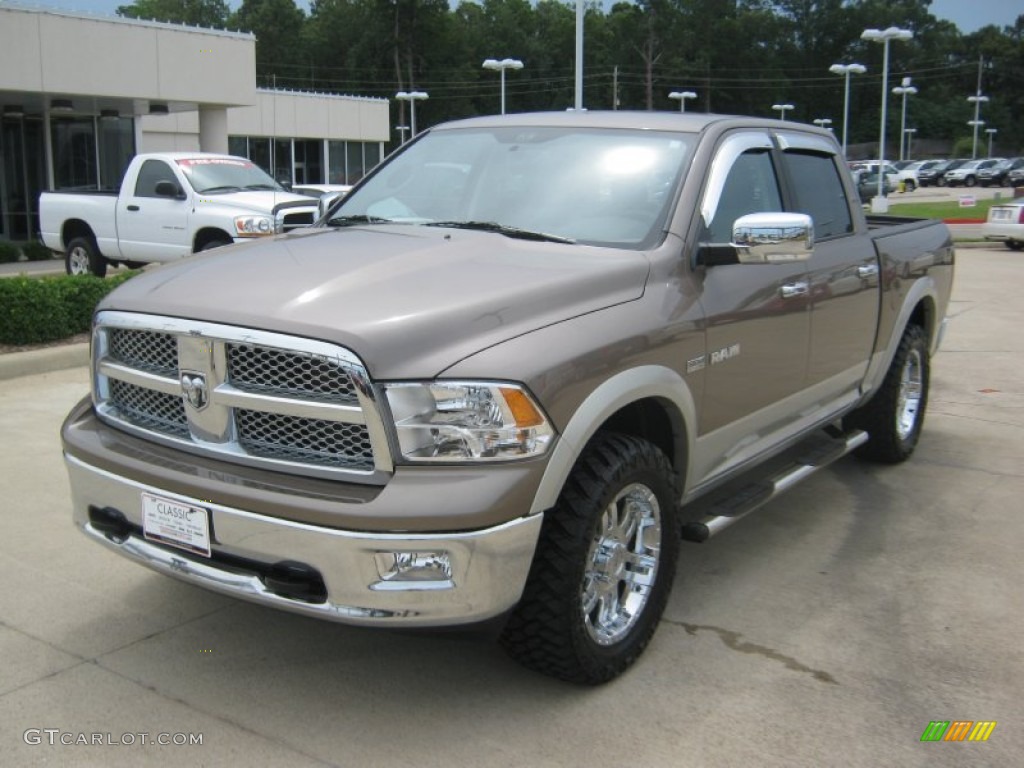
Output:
777,136,879,400
696,132,811,439
117,158,191,262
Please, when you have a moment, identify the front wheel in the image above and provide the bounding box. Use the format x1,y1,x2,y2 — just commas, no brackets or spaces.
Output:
965,176,976,188
845,324,930,463
65,237,106,277
500,433,680,684
1006,240,1023,252
904,179,916,192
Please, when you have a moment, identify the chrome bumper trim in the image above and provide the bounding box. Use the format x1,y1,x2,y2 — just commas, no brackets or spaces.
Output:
67,455,541,627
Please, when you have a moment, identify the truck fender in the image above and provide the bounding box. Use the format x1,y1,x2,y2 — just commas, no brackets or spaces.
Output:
861,275,940,397
528,365,697,515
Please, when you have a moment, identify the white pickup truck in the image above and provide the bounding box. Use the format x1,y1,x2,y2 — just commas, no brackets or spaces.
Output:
40,153,321,277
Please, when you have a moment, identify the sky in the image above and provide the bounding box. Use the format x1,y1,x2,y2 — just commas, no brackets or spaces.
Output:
9,0,1024,35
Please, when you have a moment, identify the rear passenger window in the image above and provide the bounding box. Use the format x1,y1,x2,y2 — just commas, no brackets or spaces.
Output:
784,151,853,240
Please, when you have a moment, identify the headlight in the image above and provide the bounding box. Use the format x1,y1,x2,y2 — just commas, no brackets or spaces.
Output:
384,382,554,462
234,216,274,237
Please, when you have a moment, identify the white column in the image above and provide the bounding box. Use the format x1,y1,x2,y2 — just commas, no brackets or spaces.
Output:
198,106,229,154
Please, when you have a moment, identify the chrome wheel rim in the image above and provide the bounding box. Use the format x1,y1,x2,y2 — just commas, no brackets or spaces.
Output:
897,348,924,440
581,483,662,646
68,246,90,275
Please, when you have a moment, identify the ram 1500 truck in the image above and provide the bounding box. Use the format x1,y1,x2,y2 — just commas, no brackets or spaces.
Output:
61,112,954,684
40,153,320,277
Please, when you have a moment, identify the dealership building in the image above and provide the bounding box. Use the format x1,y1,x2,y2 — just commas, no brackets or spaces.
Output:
0,1,390,242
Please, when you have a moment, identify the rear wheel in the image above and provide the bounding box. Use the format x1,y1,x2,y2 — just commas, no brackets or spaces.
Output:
965,175,976,187
1006,240,1023,252
846,325,929,463
65,236,106,277
500,433,680,684
904,179,916,192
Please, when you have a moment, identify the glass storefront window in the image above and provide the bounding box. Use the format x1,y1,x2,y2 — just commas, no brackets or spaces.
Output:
294,139,323,184
273,139,291,184
346,142,363,185
328,140,345,184
51,117,98,190
98,116,135,190
249,137,271,176
228,136,247,158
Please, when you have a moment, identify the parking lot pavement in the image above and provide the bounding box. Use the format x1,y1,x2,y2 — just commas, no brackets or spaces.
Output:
1,249,1022,767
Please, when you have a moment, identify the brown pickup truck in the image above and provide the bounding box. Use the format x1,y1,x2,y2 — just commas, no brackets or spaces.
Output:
62,112,954,684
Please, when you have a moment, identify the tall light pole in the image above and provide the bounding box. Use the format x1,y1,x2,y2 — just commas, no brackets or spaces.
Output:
862,27,913,211
967,94,989,159
892,77,918,162
985,127,997,158
829,63,866,156
482,58,523,115
904,128,917,161
772,103,794,120
395,91,428,138
668,90,697,112
813,118,833,131
395,125,409,145
574,0,584,110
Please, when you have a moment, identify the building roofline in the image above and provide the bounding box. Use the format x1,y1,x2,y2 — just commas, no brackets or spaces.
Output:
0,1,256,40
256,87,388,104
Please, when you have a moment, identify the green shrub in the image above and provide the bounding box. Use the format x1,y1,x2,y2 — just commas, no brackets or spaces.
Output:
0,272,138,345
0,242,19,264
20,241,55,262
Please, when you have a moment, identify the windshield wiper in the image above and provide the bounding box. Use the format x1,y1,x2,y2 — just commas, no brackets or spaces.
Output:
424,221,575,244
244,183,279,191
327,214,394,228
199,185,242,193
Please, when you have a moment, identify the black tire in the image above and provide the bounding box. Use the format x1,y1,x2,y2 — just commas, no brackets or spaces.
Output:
845,324,929,463
1006,240,1023,252
65,236,107,278
500,432,681,684
199,239,231,252
965,175,976,188
904,179,916,192
123,261,147,270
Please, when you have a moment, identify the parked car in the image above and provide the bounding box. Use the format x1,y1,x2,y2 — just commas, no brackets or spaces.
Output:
978,158,1024,187
943,158,1004,187
895,159,940,191
852,161,901,190
292,183,353,219
918,159,966,187
1007,167,1024,187
40,153,321,277
983,202,1024,250
62,111,953,684
857,172,896,202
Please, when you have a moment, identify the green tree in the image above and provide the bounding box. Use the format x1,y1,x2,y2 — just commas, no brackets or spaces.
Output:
116,0,230,27
230,0,307,82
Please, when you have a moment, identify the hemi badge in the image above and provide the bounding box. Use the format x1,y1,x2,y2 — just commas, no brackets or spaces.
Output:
686,356,706,374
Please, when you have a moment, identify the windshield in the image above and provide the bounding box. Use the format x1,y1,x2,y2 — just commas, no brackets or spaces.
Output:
176,157,285,194
328,126,692,248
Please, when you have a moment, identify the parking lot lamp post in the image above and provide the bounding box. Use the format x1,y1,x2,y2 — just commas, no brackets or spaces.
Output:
668,90,697,112
771,103,794,120
904,128,917,161
985,127,997,158
967,94,989,159
395,125,409,145
395,91,429,138
892,78,917,162
829,63,866,155
813,118,833,132
482,58,523,115
862,27,913,211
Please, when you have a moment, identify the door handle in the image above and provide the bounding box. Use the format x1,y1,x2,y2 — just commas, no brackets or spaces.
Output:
126,205,140,212
857,263,879,278
780,282,809,299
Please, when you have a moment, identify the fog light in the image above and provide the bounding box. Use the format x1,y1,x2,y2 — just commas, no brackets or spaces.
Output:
372,551,453,590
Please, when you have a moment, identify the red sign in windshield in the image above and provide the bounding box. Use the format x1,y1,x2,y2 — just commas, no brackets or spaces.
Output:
176,158,252,169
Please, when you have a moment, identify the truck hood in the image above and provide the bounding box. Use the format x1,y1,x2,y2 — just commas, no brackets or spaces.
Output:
100,225,650,378
201,190,318,215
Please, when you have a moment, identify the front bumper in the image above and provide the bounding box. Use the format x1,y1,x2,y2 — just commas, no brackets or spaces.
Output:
66,454,543,627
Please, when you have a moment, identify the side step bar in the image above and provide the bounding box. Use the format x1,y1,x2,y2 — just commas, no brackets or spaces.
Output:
680,429,869,543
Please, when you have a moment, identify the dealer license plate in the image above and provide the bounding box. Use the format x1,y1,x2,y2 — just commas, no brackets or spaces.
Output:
142,493,211,558
991,208,1012,221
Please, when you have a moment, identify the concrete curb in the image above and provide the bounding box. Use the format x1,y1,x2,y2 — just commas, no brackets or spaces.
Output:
0,342,88,381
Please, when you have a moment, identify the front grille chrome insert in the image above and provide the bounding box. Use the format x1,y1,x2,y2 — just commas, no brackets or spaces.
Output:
92,311,393,483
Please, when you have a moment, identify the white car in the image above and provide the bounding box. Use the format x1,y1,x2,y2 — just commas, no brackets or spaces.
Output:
895,160,940,191
983,202,1024,250
944,158,1004,187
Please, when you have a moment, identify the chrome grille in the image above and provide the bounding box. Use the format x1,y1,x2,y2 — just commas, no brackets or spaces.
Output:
236,410,374,469
109,379,189,438
283,211,315,231
109,329,178,377
93,312,391,481
227,343,358,403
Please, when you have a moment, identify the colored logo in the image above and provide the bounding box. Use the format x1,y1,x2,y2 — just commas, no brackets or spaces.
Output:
920,721,996,742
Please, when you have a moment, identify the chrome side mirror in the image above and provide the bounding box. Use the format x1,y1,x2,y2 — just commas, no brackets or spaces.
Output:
732,212,814,264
